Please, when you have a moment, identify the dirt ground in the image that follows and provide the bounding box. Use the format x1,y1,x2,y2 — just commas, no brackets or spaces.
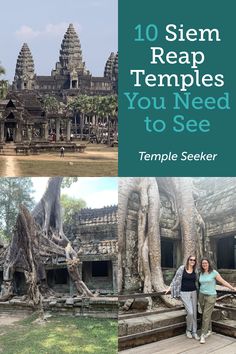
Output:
0,313,28,327
0,145,118,177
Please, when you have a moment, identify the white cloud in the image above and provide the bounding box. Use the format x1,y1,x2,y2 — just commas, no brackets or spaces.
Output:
15,25,40,40
15,22,80,41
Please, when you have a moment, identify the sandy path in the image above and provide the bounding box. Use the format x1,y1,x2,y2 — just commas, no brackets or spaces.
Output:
1,156,20,177
0,313,27,327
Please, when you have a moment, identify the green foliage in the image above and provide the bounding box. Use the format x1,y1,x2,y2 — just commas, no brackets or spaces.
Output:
0,63,8,99
42,95,61,113
0,178,35,241
0,79,8,99
0,63,5,76
67,94,118,118
61,194,86,225
0,315,117,354
61,177,78,188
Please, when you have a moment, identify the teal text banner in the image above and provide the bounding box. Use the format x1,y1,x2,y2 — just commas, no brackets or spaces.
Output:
119,0,236,176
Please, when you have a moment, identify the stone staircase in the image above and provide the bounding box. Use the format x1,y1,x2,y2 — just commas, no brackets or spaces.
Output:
212,305,236,337
119,305,236,351
0,142,17,156
119,309,187,350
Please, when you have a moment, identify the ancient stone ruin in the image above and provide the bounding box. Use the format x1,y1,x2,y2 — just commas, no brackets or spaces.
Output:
0,24,118,153
118,177,236,349
119,177,236,296
0,177,118,316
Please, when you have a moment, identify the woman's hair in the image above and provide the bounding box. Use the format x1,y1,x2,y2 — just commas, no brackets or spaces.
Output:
185,255,197,271
200,257,213,273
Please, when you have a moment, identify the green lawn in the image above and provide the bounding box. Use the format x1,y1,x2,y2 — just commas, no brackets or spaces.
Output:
0,315,117,354
17,160,117,177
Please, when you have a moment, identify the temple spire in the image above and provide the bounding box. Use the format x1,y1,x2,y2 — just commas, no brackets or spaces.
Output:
52,24,89,79
61,24,84,72
104,52,115,79
13,43,35,90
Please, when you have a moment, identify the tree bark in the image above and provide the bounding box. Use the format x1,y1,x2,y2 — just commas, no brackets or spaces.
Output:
0,177,94,305
119,177,204,308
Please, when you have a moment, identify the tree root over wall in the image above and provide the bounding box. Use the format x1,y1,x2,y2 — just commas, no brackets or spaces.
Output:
0,177,94,309
119,177,205,307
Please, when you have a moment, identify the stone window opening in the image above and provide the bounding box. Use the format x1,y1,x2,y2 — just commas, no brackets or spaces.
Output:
71,80,78,89
92,261,109,277
47,268,68,285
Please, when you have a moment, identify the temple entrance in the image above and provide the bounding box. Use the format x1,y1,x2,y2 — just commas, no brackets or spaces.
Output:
217,235,236,269
161,238,174,268
5,122,16,142
82,261,113,290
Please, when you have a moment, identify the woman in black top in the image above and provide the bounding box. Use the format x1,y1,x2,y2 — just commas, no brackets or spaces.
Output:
166,255,199,340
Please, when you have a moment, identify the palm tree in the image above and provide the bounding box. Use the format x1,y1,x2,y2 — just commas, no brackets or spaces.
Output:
67,94,117,144
0,63,8,99
42,95,61,137
105,95,118,145
69,95,93,141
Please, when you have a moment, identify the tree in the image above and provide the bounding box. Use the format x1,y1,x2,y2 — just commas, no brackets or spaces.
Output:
119,177,204,307
0,64,5,76
62,177,79,188
67,95,118,144
61,195,86,240
0,177,93,305
0,178,35,241
42,95,60,114
61,194,86,225
0,63,8,99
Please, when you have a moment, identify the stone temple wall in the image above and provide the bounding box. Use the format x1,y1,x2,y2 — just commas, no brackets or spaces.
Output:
195,178,236,238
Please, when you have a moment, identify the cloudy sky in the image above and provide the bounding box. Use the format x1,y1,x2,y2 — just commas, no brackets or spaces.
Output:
32,177,118,208
0,0,117,81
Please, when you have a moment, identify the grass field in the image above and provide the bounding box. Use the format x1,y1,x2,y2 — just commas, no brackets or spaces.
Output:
17,160,117,177
0,144,118,177
0,315,117,354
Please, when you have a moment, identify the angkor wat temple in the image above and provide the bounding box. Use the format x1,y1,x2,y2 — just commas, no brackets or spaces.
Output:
0,24,117,147
12,24,118,95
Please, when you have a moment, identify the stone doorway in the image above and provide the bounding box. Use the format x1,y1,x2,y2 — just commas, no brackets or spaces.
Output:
161,238,174,268
5,122,16,142
217,235,236,269
82,260,113,291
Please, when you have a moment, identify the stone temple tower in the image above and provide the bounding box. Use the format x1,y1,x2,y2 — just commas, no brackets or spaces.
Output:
52,24,89,88
104,52,118,91
104,52,116,80
13,43,35,90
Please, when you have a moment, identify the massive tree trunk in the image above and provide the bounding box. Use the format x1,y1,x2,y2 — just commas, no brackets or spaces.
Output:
119,178,168,291
32,177,65,238
0,177,94,304
119,177,205,307
171,178,205,263
1,206,43,305
32,177,93,297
